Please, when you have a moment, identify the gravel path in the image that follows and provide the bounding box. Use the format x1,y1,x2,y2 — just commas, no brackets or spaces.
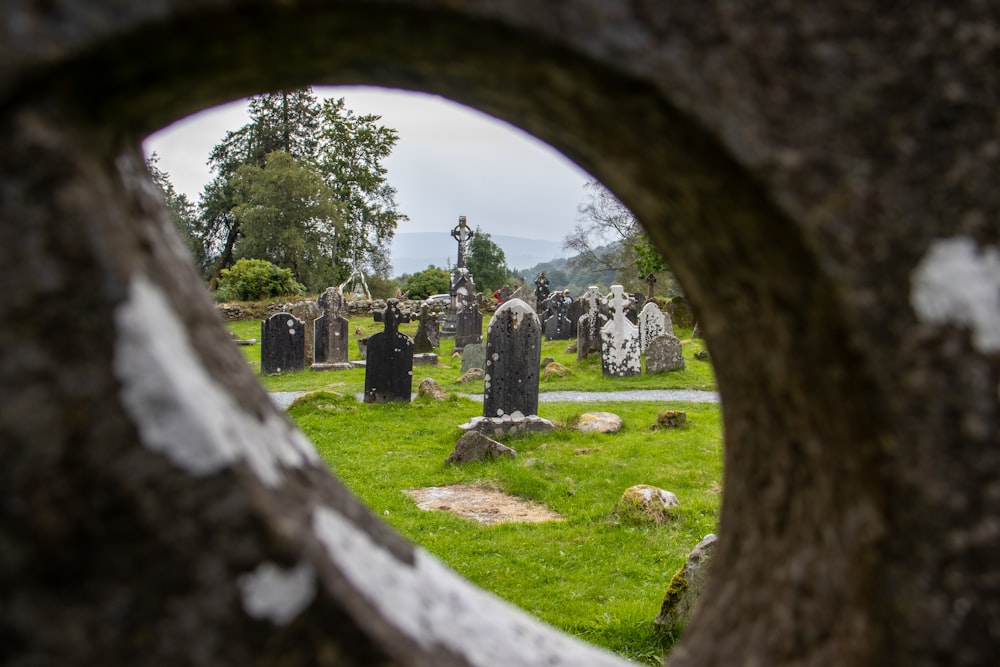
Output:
269,389,719,410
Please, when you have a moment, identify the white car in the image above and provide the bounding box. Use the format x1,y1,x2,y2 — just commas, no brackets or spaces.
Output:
425,293,451,304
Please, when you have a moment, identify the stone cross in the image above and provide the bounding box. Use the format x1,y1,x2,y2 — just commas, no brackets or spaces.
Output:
450,215,474,269
483,298,542,418
412,303,440,353
601,285,641,377
364,299,414,403
576,286,605,360
260,312,305,375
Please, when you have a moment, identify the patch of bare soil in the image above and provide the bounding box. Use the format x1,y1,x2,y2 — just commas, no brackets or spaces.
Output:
405,483,563,525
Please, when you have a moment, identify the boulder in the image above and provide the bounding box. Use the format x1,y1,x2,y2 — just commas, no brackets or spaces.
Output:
576,412,623,434
417,378,449,400
654,534,718,632
613,484,680,525
445,431,517,464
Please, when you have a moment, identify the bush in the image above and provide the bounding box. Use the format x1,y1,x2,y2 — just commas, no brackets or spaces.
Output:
214,258,305,302
401,266,450,299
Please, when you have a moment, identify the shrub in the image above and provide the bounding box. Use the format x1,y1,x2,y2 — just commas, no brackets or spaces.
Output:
214,258,305,302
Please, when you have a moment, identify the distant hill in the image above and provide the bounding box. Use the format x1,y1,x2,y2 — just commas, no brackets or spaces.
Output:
390,232,564,277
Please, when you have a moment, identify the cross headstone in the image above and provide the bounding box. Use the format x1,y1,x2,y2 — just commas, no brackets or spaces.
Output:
638,301,668,354
576,286,605,360
483,298,542,418
313,287,350,364
260,312,305,375
364,299,414,403
645,333,686,374
451,215,474,269
412,303,440,353
534,272,550,303
601,285,641,377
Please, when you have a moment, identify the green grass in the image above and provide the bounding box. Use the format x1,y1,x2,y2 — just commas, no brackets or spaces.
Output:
228,311,720,664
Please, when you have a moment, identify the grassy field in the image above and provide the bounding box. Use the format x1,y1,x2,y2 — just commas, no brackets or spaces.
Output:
227,313,722,665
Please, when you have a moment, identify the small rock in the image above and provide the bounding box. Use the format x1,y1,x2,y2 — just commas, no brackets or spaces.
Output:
613,484,680,525
565,342,578,354
542,361,571,380
654,534,718,631
694,349,710,361
654,410,687,429
445,431,517,464
457,368,485,383
540,356,555,367
417,378,449,400
576,412,623,433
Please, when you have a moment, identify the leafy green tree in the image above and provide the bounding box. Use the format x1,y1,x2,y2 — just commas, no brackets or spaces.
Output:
230,151,343,292
401,266,450,299
146,153,205,267
466,226,513,293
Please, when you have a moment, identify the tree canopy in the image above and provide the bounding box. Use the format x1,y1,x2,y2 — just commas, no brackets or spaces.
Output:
465,226,513,293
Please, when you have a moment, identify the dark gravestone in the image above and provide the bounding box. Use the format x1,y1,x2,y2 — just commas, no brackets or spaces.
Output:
534,271,550,304
364,300,413,403
601,285,641,377
576,286,605,360
454,293,483,351
313,287,350,364
260,312,305,375
413,303,440,353
483,298,541,418
543,293,574,340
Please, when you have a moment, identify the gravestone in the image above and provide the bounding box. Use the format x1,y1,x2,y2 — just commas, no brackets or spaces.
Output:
483,298,541,418
413,303,440,353
260,312,305,375
533,271,550,303
638,301,668,354
313,287,350,364
461,342,486,372
543,292,574,340
509,284,537,312
601,285,641,377
576,286,605,360
454,292,483,351
645,333,685,374
364,299,413,403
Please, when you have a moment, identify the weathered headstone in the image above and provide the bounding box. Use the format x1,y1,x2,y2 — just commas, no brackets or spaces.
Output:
509,284,537,312
576,286,605,360
534,271,550,304
413,303,440,353
461,342,486,373
646,333,685,374
638,301,668,353
364,299,413,403
454,292,483,350
260,312,305,375
483,298,541,418
601,285,641,377
313,287,350,364
543,292,574,340
655,534,718,632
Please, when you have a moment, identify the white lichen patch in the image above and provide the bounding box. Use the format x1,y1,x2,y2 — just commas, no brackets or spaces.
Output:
911,236,1000,353
113,276,319,485
311,506,628,667
238,561,316,625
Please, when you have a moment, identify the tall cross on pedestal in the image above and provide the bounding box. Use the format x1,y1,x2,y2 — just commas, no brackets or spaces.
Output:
608,284,630,336
451,216,474,269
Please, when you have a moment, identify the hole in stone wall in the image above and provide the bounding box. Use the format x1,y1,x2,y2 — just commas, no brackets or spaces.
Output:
142,86,723,666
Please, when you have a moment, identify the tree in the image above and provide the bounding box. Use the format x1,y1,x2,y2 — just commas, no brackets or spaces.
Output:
401,266,451,299
197,88,406,287
229,150,343,292
146,153,205,267
465,226,513,293
563,180,675,293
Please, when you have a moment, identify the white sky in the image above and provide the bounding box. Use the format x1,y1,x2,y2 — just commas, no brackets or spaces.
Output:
143,85,594,243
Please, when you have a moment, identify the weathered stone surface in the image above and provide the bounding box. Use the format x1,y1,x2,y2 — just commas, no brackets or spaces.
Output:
541,361,570,380
655,534,718,631
364,300,413,403
613,485,681,525
413,303,440,353
461,342,486,372
445,431,516,464
314,287,350,364
459,414,555,437
412,352,438,366
483,299,541,418
645,333,685,374
260,312,305,375
654,410,688,429
639,301,671,353
576,286,605,360
4,3,998,666
601,286,641,377
576,412,622,433
417,378,449,400
457,368,485,383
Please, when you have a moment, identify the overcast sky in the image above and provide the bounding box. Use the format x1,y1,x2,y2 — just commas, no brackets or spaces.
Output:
143,85,594,244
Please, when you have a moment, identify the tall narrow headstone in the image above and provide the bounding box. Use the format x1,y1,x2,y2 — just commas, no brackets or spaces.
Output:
412,303,440,353
601,285,641,377
638,301,668,353
543,293,574,340
454,292,483,351
364,300,413,403
313,287,350,364
261,312,305,375
577,286,605,360
483,298,541,418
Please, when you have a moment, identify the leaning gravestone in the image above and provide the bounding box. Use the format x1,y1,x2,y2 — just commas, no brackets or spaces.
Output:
576,286,604,360
412,303,441,353
461,342,486,373
646,333,686,374
483,298,541,418
638,301,668,354
601,285,641,377
260,312,305,375
364,299,413,403
313,287,350,364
